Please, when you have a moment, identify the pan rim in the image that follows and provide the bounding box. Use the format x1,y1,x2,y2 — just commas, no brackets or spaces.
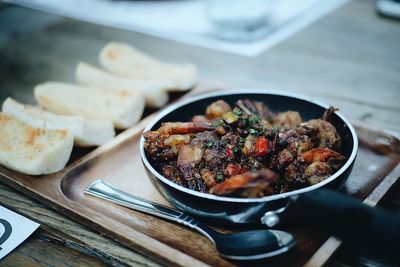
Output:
140,89,359,203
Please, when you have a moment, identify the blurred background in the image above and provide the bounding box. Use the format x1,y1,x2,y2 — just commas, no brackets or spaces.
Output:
3,0,350,56
0,0,399,133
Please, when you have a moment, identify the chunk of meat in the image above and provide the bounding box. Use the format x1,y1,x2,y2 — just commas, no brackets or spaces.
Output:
161,164,186,186
143,131,175,161
242,135,256,156
304,161,333,185
273,111,302,129
206,100,231,119
143,131,165,152
213,169,279,198
281,128,314,156
162,134,192,156
304,161,332,177
236,99,274,121
301,119,340,149
177,144,206,191
144,131,191,161
164,134,191,147
177,144,203,166
191,115,211,124
278,149,294,166
280,161,309,192
201,169,217,189
253,101,275,121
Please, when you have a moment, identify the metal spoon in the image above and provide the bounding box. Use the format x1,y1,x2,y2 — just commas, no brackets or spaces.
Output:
85,179,295,260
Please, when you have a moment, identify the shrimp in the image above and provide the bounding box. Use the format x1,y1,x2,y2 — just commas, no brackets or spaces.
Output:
212,169,279,198
302,147,346,170
158,122,215,135
273,111,302,129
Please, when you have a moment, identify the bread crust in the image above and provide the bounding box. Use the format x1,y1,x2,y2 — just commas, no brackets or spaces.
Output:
0,113,74,175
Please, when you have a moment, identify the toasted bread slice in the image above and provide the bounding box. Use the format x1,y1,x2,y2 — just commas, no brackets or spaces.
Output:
2,98,115,147
34,82,145,129
75,62,168,108
99,42,197,91
0,113,74,175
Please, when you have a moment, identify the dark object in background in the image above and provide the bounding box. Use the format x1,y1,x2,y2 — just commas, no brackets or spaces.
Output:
333,179,400,266
376,0,400,19
292,189,400,257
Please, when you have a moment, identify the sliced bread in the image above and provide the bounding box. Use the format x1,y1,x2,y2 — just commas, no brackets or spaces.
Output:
0,113,74,175
2,97,115,147
75,62,168,108
99,42,197,91
34,82,145,129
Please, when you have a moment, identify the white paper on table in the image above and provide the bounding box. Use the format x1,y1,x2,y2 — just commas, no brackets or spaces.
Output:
6,0,349,57
0,205,40,260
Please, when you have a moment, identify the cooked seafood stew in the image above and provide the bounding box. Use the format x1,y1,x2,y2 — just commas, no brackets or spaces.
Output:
144,95,351,198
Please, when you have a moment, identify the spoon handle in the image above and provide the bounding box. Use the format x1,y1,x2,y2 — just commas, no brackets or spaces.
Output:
85,179,215,242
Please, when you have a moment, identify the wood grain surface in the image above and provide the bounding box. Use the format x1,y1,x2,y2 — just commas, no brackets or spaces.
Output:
0,0,399,266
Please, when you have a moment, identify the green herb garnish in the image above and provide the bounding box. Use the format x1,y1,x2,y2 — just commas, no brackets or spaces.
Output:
234,110,244,116
238,137,244,147
249,128,257,135
204,140,215,148
248,115,261,127
216,173,224,182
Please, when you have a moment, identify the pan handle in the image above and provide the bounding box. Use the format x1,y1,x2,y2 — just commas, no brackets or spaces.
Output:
263,189,400,251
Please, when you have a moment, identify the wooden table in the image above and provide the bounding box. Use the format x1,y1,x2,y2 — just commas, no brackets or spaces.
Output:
0,0,399,266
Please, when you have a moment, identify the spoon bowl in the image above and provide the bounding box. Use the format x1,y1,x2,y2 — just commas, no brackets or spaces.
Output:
85,179,295,260
214,229,295,260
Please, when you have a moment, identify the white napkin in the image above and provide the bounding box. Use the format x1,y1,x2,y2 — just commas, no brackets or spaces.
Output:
0,205,40,260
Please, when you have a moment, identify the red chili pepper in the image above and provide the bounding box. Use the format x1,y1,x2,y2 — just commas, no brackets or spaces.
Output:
255,137,269,157
225,147,233,158
225,164,240,176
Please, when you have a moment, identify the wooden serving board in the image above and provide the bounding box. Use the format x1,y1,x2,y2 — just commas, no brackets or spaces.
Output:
0,86,399,267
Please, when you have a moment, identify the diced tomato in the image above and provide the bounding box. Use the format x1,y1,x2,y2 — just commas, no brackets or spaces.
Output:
225,164,240,176
225,147,233,158
255,137,269,157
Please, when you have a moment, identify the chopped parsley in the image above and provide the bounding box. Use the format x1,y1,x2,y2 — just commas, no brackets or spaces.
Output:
238,118,247,127
249,128,257,135
238,137,244,147
272,126,277,135
248,114,261,128
233,110,244,116
216,173,224,182
204,140,216,148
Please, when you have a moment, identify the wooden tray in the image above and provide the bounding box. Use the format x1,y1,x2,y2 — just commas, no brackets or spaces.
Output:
1,86,399,267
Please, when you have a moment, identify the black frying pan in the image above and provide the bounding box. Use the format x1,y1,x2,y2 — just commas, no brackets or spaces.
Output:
140,89,400,253
140,89,358,225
